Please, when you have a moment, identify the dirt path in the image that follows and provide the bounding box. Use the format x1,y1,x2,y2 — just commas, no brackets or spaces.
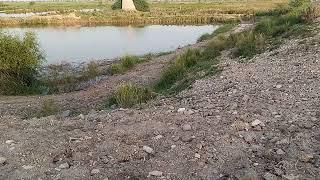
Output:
0,41,208,117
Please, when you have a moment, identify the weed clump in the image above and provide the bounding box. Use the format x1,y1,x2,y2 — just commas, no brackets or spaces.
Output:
109,55,143,75
38,99,60,117
106,83,153,108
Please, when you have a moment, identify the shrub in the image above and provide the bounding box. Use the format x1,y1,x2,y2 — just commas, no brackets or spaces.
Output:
82,61,99,79
197,24,235,42
154,49,201,92
38,99,60,117
107,83,153,108
108,55,143,75
233,31,266,58
0,31,44,95
111,0,150,12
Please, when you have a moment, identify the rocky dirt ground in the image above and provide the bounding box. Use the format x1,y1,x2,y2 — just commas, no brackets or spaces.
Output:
0,26,320,180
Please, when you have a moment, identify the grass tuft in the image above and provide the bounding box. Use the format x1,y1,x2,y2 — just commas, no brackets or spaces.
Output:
106,83,153,108
108,55,144,75
38,99,60,117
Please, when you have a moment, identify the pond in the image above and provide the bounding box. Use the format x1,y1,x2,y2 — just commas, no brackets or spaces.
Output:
2,25,218,64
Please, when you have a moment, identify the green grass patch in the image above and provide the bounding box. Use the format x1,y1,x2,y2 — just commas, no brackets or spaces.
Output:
197,23,235,42
37,99,60,117
108,55,144,75
106,83,154,108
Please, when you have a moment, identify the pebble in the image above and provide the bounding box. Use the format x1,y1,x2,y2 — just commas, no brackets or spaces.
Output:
143,146,155,154
0,157,7,165
58,163,69,169
178,108,186,113
276,149,285,155
300,153,314,163
153,135,164,140
283,174,299,180
171,145,176,149
79,114,85,120
263,172,278,180
5,140,14,145
182,124,192,131
91,169,100,175
276,84,282,89
251,119,264,127
242,95,250,102
149,171,163,177
61,110,71,118
195,153,201,159
22,165,35,170
181,134,193,142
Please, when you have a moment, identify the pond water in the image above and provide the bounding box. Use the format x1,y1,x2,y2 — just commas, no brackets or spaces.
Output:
2,25,218,64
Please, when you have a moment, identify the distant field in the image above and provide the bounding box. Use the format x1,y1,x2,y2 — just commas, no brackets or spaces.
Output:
0,0,289,26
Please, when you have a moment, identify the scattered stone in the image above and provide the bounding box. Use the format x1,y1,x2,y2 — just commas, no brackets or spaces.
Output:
276,149,285,155
0,157,7,165
91,169,100,175
182,124,192,131
5,140,14,145
242,95,250,102
264,172,278,180
274,168,284,176
181,134,193,142
178,108,186,113
149,170,163,177
58,163,69,169
300,153,314,163
283,174,299,180
276,138,290,145
61,110,71,118
232,121,250,131
143,146,154,154
251,119,264,127
153,135,164,140
22,165,35,170
242,132,255,143
79,114,85,120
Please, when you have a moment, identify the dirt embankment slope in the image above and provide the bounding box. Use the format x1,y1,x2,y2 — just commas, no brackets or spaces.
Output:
0,26,319,179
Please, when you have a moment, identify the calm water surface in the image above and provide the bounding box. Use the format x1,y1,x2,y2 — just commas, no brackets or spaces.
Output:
3,25,218,64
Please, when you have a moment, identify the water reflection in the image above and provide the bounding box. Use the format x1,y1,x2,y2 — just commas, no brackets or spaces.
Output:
2,25,218,64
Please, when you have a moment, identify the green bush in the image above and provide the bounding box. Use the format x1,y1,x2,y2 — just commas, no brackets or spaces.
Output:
82,61,99,79
107,83,153,108
197,24,235,42
0,31,44,95
154,49,201,92
111,0,150,12
233,31,266,58
108,55,143,75
38,99,60,117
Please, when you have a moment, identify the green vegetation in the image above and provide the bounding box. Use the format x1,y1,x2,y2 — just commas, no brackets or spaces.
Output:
37,99,60,117
0,31,45,95
111,0,150,12
106,0,318,108
108,55,144,75
197,23,235,42
106,83,153,108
